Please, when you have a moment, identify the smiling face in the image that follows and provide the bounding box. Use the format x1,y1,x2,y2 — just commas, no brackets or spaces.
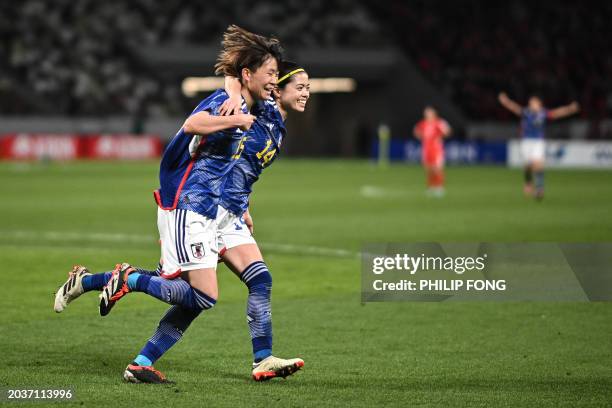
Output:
242,56,279,101
278,72,310,113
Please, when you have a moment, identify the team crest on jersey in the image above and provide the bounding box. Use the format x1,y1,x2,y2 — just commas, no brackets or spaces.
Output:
191,242,205,259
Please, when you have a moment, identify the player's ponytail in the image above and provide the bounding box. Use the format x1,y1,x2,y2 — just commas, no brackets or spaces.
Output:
214,25,284,79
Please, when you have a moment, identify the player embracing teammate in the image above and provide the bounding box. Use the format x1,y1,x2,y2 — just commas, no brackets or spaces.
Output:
413,106,452,197
498,92,579,200
54,26,310,383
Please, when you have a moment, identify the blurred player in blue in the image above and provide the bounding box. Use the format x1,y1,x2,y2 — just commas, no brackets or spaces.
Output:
498,92,579,199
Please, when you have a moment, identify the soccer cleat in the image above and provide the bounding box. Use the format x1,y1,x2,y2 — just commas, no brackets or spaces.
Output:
251,356,304,381
54,265,91,313
99,263,135,316
523,183,535,197
123,364,172,384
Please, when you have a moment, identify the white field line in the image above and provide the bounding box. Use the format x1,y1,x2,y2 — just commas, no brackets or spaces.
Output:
359,185,415,198
0,230,359,259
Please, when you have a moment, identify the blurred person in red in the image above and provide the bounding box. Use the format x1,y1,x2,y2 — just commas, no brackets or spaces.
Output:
413,106,451,196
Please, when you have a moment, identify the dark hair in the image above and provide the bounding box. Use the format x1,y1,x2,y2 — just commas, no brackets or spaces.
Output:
277,60,307,89
214,25,284,78
529,95,542,102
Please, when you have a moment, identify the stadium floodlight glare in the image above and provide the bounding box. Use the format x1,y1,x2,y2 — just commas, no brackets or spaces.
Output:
307,78,357,93
182,77,356,97
182,77,226,97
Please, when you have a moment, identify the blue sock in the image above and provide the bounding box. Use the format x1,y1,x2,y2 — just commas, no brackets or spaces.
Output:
134,266,161,277
241,261,273,363
82,272,113,292
135,304,209,366
133,354,152,366
127,273,140,290
129,273,216,312
81,266,159,293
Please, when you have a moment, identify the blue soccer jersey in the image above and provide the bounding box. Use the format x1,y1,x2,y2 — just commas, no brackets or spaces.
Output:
155,89,248,219
219,99,286,216
521,108,549,139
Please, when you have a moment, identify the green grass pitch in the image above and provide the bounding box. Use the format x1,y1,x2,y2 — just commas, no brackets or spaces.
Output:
0,160,611,407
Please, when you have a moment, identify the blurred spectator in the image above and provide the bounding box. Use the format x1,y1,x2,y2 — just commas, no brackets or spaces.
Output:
0,0,382,116
375,1,612,121
2,0,610,129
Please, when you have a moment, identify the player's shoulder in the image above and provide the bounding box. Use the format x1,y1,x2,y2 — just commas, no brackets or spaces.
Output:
261,97,280,114
255,98,282,121
191,89,229,116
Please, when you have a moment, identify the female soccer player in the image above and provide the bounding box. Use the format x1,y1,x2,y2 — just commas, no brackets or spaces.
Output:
413,106,451,197
213,61,310,381
54,61,311,383
54,25,283,383
498,92,579,199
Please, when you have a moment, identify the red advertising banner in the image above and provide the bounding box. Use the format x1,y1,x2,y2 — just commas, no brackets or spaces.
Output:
0,133,79,160
0,133,162,160
86,134,163,159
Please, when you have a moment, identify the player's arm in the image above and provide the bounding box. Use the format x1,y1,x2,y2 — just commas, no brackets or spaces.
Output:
413,124,422,140
243,208,254,234
498,92,523,116
440,120,452,138
219,76,243,116
183,110,255,134
547,101,580,120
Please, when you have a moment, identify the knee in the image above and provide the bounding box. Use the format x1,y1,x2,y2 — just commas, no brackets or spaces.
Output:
189,285,217,312
187,278,219,302
241,261,272,289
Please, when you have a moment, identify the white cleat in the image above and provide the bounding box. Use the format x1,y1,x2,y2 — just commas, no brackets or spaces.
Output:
54,265,91,313
251,356,304,381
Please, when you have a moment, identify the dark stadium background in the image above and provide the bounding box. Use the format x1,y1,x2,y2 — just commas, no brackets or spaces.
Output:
2,1,610,156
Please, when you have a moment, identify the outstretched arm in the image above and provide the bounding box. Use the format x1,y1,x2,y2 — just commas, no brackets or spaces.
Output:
413,124,422,140
498,92,523,116
440,120,452,138
183,110,255,134
219,76,243,116
547,101,580,120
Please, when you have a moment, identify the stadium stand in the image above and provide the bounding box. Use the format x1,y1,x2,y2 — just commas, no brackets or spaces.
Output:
2,0,610,132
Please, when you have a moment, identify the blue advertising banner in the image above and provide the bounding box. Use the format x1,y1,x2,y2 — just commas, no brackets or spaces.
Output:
372,140,507,164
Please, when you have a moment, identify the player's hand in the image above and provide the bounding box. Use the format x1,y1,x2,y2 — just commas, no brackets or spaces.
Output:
243,211,254,235
570,101,580,112
234,114,256,131
498,92,508,103
219,96,242,116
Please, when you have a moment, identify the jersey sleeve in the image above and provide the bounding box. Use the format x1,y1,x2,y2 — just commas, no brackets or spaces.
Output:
190,90,229,117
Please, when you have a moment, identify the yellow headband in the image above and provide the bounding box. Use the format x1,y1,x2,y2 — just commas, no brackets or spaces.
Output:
277,68,305,85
